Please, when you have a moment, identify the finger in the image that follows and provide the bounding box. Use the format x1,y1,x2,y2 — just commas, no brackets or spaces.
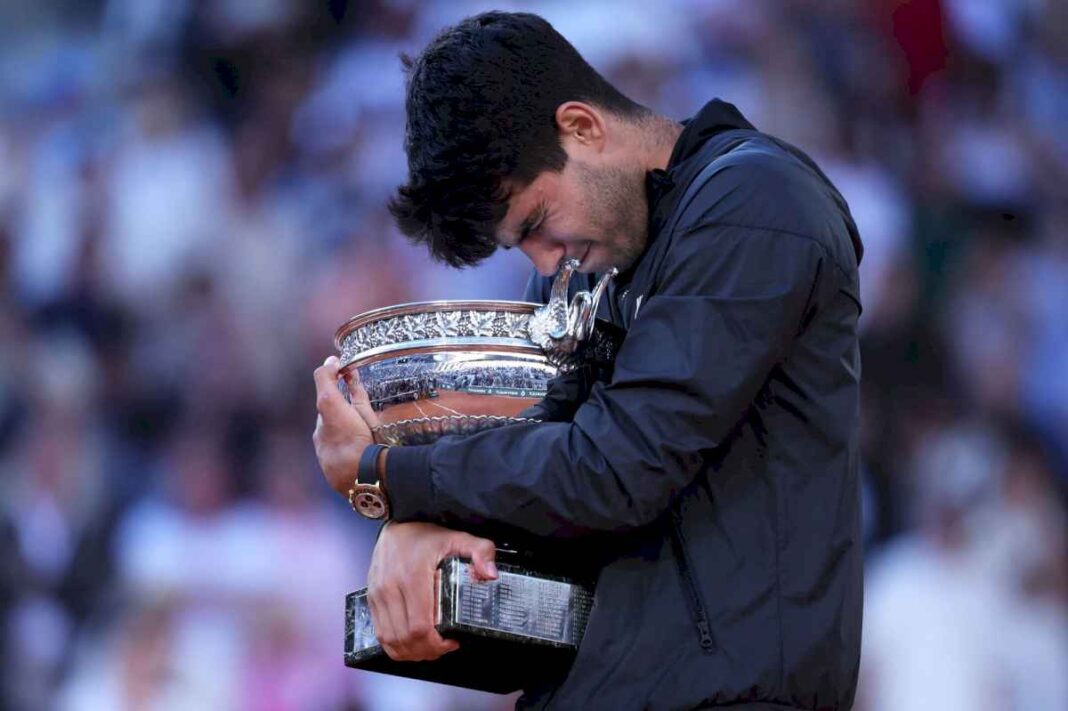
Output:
449,534,498,581
414,630,460,660
400,572,459,660
373,579,456,662
343,369,382,429
374,601,413,662
313,356,348,419
469,545,499,582
380,641,404,662
389,582,415,659
312,414,323,446
368,585,406,660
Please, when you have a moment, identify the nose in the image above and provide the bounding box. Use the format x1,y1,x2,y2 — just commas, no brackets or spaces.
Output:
520,239,566,277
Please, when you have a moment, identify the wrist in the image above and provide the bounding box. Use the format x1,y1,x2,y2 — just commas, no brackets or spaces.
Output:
348,443,392,520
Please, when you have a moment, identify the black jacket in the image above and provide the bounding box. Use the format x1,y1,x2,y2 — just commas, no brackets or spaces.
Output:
386,100,864,710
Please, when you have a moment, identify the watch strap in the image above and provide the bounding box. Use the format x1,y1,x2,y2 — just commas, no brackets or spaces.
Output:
357,444,388,486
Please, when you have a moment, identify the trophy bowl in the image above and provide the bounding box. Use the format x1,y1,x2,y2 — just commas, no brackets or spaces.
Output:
334,261,618,693
334,300,557,444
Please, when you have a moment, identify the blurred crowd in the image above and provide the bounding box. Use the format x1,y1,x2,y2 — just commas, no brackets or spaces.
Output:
0,1,1064,709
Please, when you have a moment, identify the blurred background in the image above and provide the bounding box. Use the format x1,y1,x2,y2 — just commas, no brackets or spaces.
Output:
0,0,1064,709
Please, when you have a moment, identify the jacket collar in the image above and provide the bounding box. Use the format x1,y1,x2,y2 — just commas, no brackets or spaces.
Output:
639,100,756,263
667,99,755,170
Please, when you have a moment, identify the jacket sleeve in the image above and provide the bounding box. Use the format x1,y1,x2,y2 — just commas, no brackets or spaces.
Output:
385,194,830,538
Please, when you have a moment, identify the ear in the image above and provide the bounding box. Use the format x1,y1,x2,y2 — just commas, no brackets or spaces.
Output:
554,102,607,154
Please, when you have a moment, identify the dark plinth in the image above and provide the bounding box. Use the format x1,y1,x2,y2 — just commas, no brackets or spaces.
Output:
344,557,593,693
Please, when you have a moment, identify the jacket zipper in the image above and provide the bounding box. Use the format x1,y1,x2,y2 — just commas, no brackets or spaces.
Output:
667,508,716,653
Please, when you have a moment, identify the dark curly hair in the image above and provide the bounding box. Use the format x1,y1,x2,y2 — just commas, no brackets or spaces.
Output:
388,12,647,267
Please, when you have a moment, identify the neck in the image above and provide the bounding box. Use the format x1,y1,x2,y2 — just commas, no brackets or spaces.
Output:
643,116,684,172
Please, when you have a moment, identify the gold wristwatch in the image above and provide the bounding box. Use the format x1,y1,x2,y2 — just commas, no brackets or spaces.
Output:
348,444,390,520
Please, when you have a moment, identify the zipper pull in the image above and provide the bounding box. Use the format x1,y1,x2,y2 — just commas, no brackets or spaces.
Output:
697,620,715,650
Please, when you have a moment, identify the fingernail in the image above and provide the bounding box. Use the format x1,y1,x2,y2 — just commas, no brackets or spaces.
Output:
486,562,498,578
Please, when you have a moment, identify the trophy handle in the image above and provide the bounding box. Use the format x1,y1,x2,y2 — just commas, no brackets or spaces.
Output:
530,258,618,361
544,258,578,339
571,264,617,342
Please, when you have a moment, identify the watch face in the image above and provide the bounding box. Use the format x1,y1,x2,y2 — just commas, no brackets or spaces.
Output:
350,484,389,520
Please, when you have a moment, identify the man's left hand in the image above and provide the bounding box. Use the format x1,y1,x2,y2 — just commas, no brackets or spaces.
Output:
368,521,499,661
313,355,379,495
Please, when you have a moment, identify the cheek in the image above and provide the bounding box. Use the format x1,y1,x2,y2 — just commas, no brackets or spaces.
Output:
544,213,593,244
547,183,594,240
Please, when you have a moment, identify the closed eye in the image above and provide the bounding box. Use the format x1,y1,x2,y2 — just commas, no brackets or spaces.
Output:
503,204,546,250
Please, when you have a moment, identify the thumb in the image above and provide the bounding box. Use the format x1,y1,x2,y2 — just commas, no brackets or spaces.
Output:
449,534,498,581
343,369,382,430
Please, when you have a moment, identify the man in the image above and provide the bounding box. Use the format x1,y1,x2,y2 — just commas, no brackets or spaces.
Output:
314,11,863,711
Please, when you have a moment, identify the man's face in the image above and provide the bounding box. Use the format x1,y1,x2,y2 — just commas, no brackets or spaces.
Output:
496,153,650,277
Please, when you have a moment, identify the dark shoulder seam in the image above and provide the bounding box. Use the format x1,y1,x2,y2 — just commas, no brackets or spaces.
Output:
674,220,855,280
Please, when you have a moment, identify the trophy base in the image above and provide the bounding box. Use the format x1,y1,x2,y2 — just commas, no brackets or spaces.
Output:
344,557,594,693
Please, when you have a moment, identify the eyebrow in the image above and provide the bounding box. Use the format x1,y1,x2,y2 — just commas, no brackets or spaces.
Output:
511,204,545,247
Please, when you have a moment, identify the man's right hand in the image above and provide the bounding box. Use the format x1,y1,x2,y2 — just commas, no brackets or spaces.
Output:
367,521,499,662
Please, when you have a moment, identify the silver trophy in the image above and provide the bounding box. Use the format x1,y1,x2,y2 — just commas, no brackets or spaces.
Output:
335,259,617,693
